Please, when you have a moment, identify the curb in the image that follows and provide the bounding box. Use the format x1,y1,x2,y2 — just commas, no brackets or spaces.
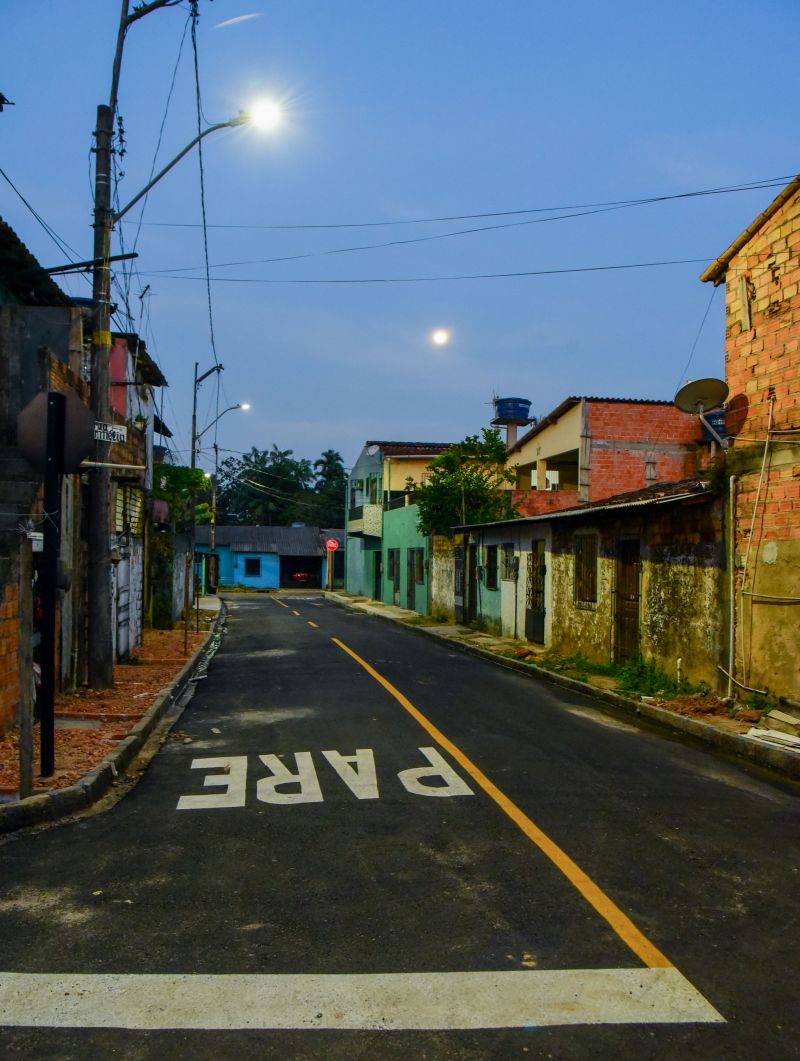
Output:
0,605,227,836
325,592,800,783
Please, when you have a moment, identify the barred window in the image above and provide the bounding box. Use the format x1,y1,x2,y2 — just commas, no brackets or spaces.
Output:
244,557,261,578
485,545,499,590
501,543,516,580
574,534,598,605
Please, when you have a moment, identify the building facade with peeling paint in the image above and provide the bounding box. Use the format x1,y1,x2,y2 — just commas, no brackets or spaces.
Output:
457,479,727,690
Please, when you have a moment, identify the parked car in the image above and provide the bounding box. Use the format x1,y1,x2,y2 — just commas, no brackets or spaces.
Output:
290,571,315,584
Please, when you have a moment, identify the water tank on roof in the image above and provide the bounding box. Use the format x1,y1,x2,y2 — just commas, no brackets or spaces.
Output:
493,397,532,424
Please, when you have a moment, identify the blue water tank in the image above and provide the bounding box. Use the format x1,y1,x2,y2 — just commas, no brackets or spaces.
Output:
493,397,532,424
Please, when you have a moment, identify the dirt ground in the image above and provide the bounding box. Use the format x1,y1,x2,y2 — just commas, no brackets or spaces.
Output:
0,625,209,797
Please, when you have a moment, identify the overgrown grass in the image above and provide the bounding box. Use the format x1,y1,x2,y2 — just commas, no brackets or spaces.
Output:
529,653,710,699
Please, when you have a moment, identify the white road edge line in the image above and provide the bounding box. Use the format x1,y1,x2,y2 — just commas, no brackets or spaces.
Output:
0,968,723,1030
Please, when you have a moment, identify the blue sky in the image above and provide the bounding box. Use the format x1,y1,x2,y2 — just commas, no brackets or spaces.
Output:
2,0,798,471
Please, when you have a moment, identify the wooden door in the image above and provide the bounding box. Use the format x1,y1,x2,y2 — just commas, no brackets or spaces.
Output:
613,539,641,662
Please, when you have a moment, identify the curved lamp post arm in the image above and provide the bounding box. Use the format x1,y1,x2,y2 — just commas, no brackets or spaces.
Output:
112,116,249,225
196,404,246,443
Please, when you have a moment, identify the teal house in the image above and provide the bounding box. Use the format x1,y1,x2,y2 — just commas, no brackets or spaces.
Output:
345,441,452,613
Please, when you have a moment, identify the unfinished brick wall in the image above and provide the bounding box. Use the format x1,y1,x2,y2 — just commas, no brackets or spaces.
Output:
586,402,702,502
713,183,800,698
511,489,580,517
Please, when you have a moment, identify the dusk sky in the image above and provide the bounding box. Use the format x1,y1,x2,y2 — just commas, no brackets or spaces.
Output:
3,0,798,473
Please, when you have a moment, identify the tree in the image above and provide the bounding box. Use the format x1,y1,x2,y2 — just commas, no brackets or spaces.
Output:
215,445,314,525
412,429,518,535
311,449,347,527
153,464,207,531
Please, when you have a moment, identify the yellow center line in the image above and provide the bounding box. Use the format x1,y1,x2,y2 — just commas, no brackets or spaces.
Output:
292,610,301,616
308,621,319,628
272,597,290,609
332,636,672,971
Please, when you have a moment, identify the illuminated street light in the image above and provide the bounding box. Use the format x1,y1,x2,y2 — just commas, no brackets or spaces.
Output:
248,98,282,131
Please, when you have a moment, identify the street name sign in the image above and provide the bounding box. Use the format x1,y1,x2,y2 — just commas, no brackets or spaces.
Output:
94,421,128,443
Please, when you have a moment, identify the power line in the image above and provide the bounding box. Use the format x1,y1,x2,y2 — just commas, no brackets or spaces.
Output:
123,174,795,232
0,165,84,267
140,255,714,286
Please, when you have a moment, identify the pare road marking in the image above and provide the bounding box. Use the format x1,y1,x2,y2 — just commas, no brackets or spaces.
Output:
176,747,474,810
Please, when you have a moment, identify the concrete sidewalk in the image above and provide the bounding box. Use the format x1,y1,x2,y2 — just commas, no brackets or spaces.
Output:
325,591,800,784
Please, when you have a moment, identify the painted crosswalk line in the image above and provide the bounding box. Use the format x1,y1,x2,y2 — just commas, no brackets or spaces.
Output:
0,967,723,1030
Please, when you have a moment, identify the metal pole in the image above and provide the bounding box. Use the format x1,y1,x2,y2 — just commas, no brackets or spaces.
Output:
17,534,34,797
40,392,66,776
88,103,115,689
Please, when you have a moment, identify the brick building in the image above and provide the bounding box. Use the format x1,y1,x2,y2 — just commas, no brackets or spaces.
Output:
506,396,705,517
701,176,800,700
0,217,87,731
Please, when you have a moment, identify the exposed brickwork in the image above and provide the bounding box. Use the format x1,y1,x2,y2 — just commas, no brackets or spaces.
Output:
709,181,800,698
512,489,580,516
724,192,800,440
512,399,703,514
0,581,19,731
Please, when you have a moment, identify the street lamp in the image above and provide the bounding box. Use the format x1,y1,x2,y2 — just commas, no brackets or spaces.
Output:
88,103,271,687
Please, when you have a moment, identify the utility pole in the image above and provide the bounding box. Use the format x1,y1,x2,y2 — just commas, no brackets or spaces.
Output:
87,102,115,688
87,0,203,687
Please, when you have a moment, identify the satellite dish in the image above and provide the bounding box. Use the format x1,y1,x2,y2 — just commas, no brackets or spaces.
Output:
674,377,729,415
674,377,729,449
366,444,379,456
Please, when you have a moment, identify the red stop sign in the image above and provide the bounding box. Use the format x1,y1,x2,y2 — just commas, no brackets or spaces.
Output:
325,538,339,551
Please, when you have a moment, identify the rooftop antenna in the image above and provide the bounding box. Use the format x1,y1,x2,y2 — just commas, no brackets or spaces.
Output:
674,377,729,448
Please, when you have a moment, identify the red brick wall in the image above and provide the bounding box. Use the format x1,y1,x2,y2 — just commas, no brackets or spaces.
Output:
511,489,581,516
586,403,702,501
0,581,19,731
724,193,800,439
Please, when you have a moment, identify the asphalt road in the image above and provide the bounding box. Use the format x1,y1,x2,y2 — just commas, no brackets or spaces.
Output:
1,593,799,1059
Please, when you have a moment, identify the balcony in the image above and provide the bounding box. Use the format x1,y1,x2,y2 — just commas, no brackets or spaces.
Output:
347,502,382,537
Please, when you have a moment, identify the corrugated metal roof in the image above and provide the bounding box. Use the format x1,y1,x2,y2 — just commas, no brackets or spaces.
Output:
457,479,712,530
196,525,344,556
364,441,453,456
0,216,74,307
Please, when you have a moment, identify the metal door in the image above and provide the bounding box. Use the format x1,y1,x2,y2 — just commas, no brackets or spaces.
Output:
406,550,416,610
613,539,641,662
454,544,464,622
373,554,382,601
115,555,130,660
465,543,478,622
525,539,546,643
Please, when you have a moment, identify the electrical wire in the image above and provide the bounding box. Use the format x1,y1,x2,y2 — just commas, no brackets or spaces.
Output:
145,178,797,277
139,255,714,286
0,165,84,267
127,174,795,231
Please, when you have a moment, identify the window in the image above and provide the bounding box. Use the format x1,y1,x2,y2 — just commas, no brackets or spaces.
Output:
244,557,261,578
501,543,516,580
574,534,598,606
485,545,499,590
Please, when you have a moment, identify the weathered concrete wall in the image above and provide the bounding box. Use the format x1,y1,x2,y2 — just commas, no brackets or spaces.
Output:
429,534,456,619
548,497,726,688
